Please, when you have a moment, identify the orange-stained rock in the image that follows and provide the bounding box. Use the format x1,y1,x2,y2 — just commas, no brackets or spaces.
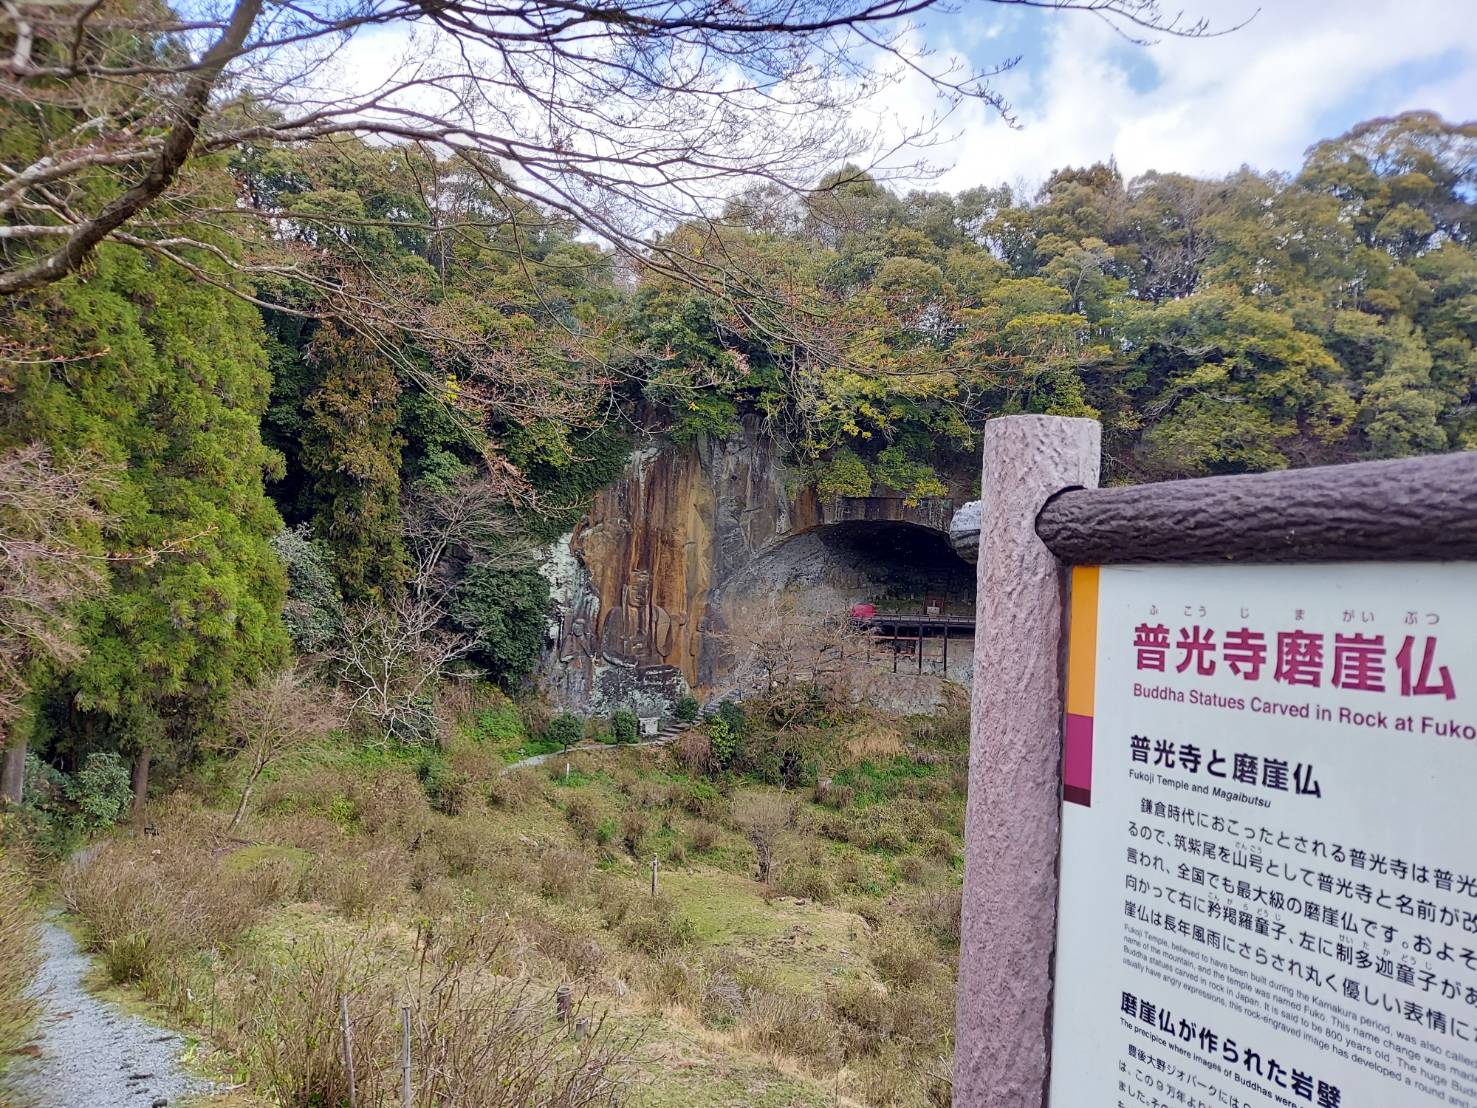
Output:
541,420,974,715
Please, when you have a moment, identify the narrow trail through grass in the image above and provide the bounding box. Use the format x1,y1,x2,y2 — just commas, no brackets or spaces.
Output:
2,915,214,1108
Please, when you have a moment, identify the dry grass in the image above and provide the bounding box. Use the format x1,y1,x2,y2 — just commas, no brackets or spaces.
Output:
869,921,939,989
53,703,964,1108
0,845,39,1065
735,984,842,1068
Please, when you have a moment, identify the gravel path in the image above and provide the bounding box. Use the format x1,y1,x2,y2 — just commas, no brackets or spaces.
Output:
501,734,677,773
2,916,214,1108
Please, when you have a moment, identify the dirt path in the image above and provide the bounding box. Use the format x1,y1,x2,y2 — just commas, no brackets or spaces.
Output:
2,916,214,1108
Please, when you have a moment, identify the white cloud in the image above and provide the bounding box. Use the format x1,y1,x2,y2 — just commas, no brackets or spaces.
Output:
870,0,1477,193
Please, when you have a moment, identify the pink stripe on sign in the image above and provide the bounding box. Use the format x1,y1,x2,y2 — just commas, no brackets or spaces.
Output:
1063,712,1094,806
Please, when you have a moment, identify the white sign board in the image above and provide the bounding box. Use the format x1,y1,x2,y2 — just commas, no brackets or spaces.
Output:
1049,563,1477,1108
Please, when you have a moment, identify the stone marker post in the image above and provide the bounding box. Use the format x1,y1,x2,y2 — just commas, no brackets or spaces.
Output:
954,415,1100,1107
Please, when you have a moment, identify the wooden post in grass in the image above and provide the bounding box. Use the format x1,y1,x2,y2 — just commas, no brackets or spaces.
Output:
651,855,659,896
556,983,573,1023
400,1003,412,1108
340,993,357,1108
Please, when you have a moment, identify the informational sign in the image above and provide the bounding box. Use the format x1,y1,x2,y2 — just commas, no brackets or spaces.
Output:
1048,563,1477,1108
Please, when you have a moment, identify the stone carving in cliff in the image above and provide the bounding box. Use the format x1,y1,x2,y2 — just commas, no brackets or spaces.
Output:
541,420,976,716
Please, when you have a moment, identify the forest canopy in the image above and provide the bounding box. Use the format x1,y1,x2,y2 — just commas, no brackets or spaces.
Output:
1,102,1474,811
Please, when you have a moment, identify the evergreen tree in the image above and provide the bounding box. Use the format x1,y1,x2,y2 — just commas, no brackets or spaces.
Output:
298,323,409,604
1,244,289,810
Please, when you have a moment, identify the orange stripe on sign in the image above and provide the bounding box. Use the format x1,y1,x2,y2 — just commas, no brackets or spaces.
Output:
1065,565,1100,718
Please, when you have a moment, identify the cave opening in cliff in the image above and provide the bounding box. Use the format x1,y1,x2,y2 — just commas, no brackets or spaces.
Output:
817,520,975,615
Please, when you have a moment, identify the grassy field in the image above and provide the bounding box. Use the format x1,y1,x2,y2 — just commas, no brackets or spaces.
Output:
59,697,966,1107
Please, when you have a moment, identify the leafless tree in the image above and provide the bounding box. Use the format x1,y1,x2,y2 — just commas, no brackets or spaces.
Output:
327,473,532,742
0,444,116,804
212,666,344,833
732,793,793,884
714,591,870,729
327,578,477,744
0,0,1220,300
402,473,540,603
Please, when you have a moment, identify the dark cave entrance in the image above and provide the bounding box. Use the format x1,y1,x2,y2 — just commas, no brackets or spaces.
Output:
816,520,975,617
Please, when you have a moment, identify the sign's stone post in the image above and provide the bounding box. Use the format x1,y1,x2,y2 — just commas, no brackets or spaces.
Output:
955,414,1099,1108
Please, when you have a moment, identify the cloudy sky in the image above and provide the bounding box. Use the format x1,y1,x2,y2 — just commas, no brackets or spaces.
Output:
870,0,1477,191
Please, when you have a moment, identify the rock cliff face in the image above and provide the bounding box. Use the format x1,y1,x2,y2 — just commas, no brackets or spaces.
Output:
540,421,974,716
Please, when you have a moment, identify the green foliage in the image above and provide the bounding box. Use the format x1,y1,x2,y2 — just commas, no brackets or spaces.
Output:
515,425,633,542
610,709,639,745
831,757,939,807
640,111,1476,481
451,563,550,685
473,704,526,744
674,695,701,723
64,752,132,830
716,701,748,738
298,323,407,603
872,444,947,505
705,718,736,769
8,108,1475,824
813,449,871,498
270,525,341,652
666,392,741,446
545,713,584,751
2,241,289,756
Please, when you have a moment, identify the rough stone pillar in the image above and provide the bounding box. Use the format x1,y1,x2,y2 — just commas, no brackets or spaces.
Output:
954,415,1100,1107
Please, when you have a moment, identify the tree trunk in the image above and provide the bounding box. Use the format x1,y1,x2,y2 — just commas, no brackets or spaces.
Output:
0,735,25,806
226,779,254,835
130,750,150,826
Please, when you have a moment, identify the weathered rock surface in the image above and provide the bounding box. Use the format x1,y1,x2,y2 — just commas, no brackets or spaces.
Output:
949,499,982,564
541,420,974,714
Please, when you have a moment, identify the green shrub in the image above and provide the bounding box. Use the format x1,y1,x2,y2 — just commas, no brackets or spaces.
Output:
716,700,747,737
416,753,470,815
618,899,693,955
473,704,525,744
706,718,735,769
873,444,947,504
65,752,131,830
545,713,584,751
451,563,551,685
673,695,700,723
813,447,872,498
610,709,639,745
870,921,936,987
778,864,834,903
665,391,740,446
